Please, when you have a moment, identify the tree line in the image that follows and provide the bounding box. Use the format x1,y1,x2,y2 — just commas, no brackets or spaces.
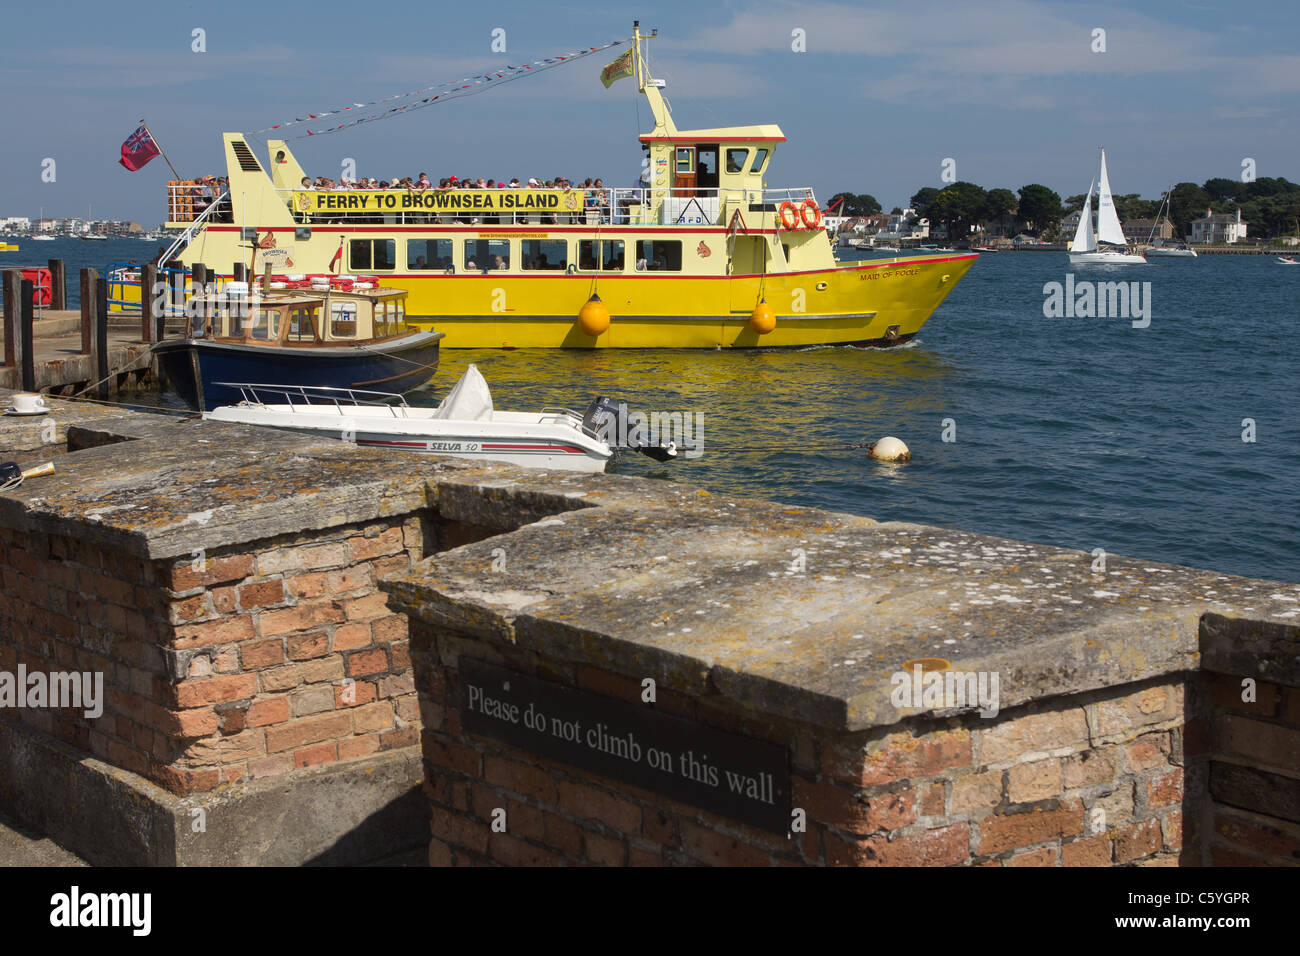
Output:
829,177,1300,240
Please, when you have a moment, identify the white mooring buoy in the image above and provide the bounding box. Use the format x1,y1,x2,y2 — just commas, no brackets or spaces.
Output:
869,436,911,463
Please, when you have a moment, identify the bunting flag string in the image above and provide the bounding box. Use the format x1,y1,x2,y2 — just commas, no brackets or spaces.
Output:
251,40,625,139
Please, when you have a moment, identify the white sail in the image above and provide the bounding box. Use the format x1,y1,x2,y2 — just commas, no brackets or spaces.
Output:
1070,180,1097,253
1096,149,1128,247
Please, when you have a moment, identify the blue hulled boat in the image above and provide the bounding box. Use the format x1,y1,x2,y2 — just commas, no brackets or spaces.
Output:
154,280,442,411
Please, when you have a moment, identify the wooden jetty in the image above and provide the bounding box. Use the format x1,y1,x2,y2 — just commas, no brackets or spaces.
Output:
0,259,184,398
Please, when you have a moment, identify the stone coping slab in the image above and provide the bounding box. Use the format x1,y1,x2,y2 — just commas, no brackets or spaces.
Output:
380,496,1300,731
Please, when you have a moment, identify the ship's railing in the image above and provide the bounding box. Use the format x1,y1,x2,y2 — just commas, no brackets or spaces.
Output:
105,261,232,317
539,406,592,434
158,189,230,267
167,182,234,224
269,185,819,227
214,382,411,414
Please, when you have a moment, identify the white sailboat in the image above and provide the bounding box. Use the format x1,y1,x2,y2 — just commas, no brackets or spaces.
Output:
1068,149,1146,265
1144,190,1197,258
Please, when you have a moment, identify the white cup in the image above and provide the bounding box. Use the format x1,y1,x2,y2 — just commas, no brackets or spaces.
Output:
12,393,46,414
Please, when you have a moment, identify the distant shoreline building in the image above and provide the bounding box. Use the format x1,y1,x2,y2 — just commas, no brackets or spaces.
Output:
1190,208,1247,244
1123,218,1173,242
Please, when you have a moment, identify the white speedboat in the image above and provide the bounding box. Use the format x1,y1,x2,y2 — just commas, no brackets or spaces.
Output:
204,365,675,473
1279,256,1299,265
1068,149,1146,266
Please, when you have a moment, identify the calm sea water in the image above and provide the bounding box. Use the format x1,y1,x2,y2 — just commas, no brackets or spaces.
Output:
14,238,1298,583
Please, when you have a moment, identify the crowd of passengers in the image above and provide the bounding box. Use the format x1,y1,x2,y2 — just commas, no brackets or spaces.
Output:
174,175,234,222
295,173,642,225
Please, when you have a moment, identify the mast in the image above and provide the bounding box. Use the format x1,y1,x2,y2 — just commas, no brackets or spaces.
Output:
1147,189,1170,247
633,21,676,138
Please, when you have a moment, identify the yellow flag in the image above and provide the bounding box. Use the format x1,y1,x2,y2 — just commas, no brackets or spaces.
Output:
600,50,634,89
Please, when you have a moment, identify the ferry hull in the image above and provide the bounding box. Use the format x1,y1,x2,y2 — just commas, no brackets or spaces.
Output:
154,331,442,411
397,254,976,348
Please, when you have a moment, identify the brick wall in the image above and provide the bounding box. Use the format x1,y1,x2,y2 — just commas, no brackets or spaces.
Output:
1201,672,1300,865
0,516,423,796
415,623,1197,867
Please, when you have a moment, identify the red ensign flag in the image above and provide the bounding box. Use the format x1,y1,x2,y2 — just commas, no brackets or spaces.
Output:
119,125,161,171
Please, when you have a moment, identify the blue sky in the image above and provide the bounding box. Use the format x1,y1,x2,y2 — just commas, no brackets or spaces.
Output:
2,0,1298,224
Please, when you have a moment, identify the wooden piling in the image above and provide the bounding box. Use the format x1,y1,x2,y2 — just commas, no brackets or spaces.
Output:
20,279,35,392
48,258,66,311
140,263,157,342
162,267,178,341
2,270,17,369
191,263,208,336
80,267,98,355
95,277,109,400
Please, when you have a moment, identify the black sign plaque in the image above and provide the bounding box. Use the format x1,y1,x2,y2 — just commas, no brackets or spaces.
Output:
459,658,792,834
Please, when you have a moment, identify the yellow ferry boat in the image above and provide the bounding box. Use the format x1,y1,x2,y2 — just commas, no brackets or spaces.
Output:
149,24,975,349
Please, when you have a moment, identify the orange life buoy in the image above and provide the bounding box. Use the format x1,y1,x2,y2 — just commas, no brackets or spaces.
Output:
778,201,800,231
800,200,822,230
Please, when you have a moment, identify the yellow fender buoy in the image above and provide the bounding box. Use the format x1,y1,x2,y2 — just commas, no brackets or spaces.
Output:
749,299,776,335
578,294,610,337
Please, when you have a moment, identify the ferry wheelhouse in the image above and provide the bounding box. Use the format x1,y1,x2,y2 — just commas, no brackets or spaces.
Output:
153,24,975,349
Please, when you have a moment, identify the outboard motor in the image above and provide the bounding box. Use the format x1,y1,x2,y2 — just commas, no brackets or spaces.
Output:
581,397,678,462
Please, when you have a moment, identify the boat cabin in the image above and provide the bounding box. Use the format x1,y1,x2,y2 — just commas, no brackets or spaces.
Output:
198,288,410,346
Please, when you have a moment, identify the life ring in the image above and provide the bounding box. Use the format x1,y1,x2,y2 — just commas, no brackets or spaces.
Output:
778,201,801,231
800,200,822,230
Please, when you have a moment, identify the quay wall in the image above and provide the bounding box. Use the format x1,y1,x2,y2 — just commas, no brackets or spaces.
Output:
1,390,1297,866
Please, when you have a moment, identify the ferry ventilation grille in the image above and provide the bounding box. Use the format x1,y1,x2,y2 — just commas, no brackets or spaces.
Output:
230,141,263,173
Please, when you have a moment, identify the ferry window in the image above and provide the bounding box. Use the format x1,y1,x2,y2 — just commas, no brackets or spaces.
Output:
635,240,681,272
330,302,358,338
781,243,790,262
726,149,749,173
521,239,568,271
249,309,279,341
577,240,625,271
464,239,511,272
409,239,453,271
749,149,769,173
288,308,317,342
349,239,396,271
675,148,695,173
601,240,625,271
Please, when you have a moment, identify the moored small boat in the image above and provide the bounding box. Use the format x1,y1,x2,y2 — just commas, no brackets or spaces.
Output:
1144,244,1197,258
154,279,442,411
204,365,677,473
